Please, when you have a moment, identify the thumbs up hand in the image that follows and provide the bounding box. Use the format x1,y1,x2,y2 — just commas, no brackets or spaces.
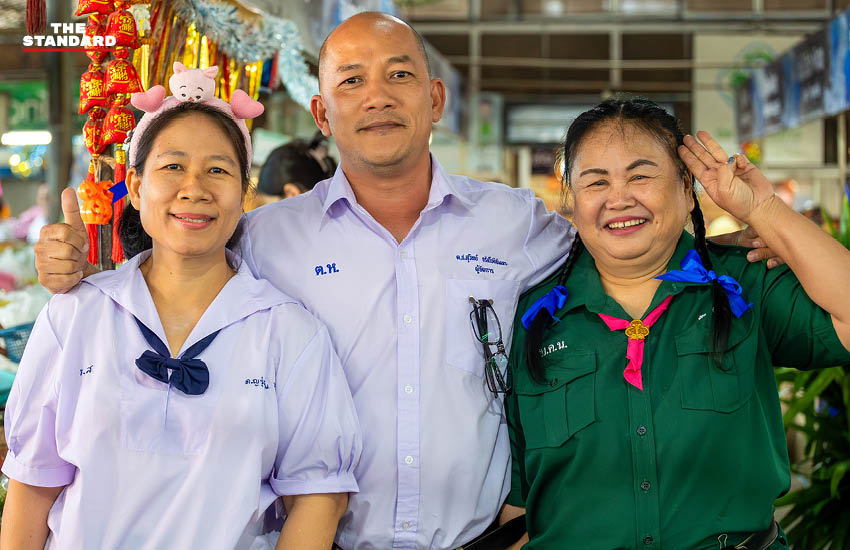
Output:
34,187,98,294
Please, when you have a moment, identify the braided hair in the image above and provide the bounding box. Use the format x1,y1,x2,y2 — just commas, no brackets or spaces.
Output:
525,98,732,382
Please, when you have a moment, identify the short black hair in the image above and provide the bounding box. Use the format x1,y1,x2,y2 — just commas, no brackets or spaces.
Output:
257,141,329,196
317,12,432,88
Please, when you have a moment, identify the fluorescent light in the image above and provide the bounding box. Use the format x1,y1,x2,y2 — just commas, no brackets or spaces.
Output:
1,131,52,146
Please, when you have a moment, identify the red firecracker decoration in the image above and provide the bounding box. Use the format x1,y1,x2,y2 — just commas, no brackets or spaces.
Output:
85,14,110,55
26,0,46,34
75,0,114,17
105,47,142,95
101,99,135,146
105,1,139,49
86,49,108,65
111,146,127,263
79,64,108,115
83,111,106,156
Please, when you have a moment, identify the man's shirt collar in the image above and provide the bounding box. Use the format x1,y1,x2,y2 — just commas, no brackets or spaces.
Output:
321,154,475,219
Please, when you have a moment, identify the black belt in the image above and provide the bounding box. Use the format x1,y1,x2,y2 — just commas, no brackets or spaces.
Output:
457,515,526,550
721,520,780,550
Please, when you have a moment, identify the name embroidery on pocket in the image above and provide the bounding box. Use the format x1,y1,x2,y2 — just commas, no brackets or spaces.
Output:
456,253,509,276
538,340,567,357
79,365,93,376
245,377,273,389
315,263,340,276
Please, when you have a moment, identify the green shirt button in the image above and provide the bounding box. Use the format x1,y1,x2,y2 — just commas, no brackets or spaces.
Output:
640,480,651,491
643,535,654,545
550,378,558,387
636,425,647,436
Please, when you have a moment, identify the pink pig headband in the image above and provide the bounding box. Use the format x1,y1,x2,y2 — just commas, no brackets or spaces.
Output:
128,62,264,169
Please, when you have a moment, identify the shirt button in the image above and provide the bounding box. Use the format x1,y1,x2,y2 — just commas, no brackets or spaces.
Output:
404,455,414,465
400,251,408,260
640,480,651,491
402,520,410,530
404,385,414,394
403,314,413,324
643,535,654,545
637,425,647,436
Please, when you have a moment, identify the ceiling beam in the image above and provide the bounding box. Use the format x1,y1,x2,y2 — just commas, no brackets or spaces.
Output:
413,18,825,35
479,78,693,92
445,55,782,70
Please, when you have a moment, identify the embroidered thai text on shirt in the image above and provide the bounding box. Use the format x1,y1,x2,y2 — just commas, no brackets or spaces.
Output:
539,340,567,357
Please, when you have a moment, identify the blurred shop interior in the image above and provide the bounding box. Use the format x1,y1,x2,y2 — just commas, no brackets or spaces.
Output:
2,0,850,536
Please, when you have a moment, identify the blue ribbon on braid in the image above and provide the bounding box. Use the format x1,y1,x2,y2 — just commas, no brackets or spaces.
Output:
521,285,569,330
655,249,752,318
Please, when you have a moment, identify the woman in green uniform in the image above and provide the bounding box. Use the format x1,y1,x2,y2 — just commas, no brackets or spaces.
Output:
505,98,850,550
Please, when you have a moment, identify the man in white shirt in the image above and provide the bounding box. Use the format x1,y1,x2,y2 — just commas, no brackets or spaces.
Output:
34,11,772,550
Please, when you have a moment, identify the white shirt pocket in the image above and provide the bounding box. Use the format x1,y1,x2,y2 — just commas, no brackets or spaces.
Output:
445,279,521,376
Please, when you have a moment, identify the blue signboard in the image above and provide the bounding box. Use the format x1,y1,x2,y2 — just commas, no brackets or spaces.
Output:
736,6,850,141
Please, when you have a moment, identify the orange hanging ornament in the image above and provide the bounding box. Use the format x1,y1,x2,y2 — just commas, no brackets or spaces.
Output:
79,64,108,115
75,0,113,17
105,47,143,95
105,0,139,49
78,162,113,264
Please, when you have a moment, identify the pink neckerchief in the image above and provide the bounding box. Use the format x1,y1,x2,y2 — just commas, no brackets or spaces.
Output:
597,295,673,391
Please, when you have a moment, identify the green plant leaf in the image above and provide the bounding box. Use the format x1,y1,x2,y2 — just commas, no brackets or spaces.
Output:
822,206,839,239
782,369,838,427
831,460,850,498
842,199,850,248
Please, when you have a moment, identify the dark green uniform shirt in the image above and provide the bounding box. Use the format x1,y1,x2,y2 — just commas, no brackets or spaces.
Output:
506,232,850,550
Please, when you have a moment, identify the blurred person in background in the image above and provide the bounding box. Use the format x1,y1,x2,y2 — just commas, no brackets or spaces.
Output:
255,140,331,206
308,130,338,176
13,183,49,244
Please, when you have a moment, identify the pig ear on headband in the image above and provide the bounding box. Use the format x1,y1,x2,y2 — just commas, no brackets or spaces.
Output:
230,89,264,119
202,66,219,79
130,85,167,113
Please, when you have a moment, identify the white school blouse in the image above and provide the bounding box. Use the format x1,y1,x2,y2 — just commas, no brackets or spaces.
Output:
2,251,361,549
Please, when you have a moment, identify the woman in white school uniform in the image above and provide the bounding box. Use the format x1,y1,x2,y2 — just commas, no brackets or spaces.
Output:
0,99,361,550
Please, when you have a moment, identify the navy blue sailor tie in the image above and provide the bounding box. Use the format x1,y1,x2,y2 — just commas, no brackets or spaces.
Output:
134,318,220,396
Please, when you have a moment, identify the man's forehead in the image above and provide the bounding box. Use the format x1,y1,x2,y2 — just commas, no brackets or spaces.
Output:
319,14,428,78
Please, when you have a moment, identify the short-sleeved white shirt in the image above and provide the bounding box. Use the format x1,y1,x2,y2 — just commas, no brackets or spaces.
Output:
241,156,574,549
2,251,362,550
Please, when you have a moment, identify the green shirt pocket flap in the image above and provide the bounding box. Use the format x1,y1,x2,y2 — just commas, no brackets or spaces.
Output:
514,351,596,395
675,312,757,412
514,352,597,449
674,309,755,355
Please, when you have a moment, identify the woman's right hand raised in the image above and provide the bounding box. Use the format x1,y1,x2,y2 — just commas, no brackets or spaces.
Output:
34,187,93,294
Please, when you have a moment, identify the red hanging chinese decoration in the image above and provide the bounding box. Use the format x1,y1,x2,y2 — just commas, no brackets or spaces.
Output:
100,94,134,264
111,148,127,263
79,64,108,115
75,0,113,17
78,161,113,264
105,0,139,49
26,0,46,34
105,47,143,95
